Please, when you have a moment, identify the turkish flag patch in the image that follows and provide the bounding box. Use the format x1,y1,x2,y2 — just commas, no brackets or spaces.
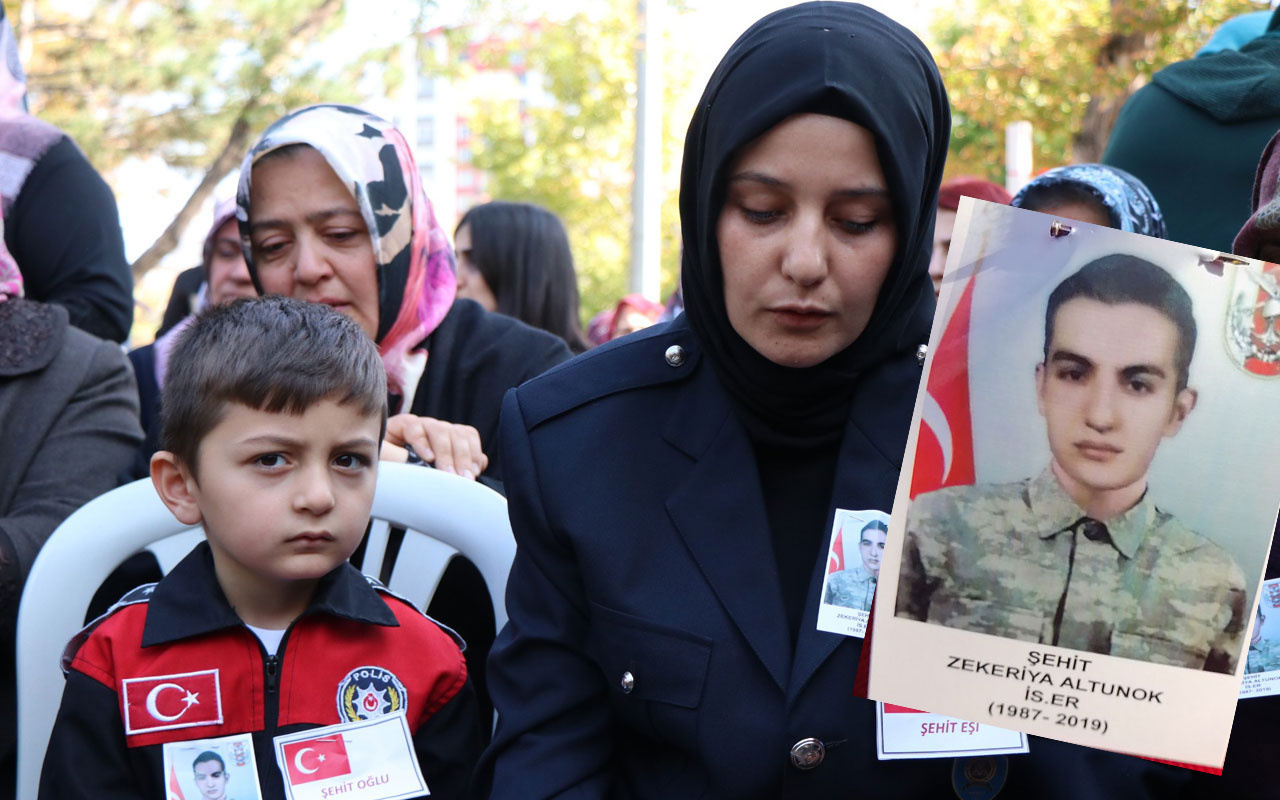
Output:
121,669,223,735
282,735,352,784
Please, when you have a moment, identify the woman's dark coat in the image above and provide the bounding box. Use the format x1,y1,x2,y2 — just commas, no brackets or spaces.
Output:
478,317,1189,798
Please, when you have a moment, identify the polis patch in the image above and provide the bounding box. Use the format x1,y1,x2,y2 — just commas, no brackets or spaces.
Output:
336,665,407,722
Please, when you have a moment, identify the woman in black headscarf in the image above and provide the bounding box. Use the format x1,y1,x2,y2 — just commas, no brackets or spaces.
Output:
478,3,1189,797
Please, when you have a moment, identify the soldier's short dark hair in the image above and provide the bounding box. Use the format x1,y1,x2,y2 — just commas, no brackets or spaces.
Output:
162,296,387,478
1044,254,1196,391
192,750,225,772
861,519,888,537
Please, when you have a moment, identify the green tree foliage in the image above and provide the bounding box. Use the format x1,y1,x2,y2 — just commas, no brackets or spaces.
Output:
458,0,691,319
933,0,1261,182
12,0,409,278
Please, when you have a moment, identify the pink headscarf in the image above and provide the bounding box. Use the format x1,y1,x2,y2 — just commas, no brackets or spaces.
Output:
0,5,34,301
607,293,664,340
0,217,18,302
937,177,1011,211
237,105,457,403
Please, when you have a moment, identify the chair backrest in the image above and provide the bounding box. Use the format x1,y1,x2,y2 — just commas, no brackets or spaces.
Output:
14,462,512,800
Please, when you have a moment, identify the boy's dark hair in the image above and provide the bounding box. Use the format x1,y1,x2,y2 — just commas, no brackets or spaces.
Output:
192,750,225,771
1044,254,1197,391
162,296,387,476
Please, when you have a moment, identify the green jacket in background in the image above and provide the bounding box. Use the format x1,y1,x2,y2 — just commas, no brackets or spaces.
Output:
1103,8,1280,253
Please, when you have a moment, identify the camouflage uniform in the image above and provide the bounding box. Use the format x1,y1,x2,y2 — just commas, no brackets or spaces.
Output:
896,469,1247,674
824,564,877,612
1246,637,1280,675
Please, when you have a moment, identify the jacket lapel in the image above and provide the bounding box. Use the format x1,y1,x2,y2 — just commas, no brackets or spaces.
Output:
663,365,791,691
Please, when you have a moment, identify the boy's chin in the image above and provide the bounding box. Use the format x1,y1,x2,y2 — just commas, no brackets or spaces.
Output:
249,551,354,586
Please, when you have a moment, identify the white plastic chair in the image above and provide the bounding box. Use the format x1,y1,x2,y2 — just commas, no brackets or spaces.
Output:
14,462,513,800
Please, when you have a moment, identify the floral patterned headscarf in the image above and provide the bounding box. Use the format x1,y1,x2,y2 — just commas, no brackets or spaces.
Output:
1012,164,1167,239
236,104,457,401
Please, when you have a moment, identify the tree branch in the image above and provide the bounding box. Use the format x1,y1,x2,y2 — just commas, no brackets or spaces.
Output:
128,0,346,281
128,112,253,280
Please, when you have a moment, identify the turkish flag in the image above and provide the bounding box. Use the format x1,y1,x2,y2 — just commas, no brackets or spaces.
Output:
910,274,977,498
827,527,843,574
282,735,352,785
167,764,186,800
121,670,222,734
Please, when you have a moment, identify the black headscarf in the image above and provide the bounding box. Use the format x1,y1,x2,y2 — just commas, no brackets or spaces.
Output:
679,1,950,444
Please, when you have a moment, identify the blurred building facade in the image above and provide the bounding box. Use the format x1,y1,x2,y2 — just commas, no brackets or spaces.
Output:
391,22,550,230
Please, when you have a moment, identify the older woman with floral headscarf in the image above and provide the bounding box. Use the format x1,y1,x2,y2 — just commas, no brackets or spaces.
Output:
1012,163,1167,238
237,104,571,482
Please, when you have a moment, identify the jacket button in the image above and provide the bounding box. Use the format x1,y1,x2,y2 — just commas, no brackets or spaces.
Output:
916,343,928,364
665,345,686,367
620,671,635,693
790,737,824,770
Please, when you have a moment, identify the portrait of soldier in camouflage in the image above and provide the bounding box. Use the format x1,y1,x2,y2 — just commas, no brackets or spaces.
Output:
824,519,887,612
896,255,1247,674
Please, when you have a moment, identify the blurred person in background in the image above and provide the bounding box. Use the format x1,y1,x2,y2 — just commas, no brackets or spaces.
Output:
0,6,131,343
585,293,665,346
0,217,141,795
1103,4,1280,251
454,201,589,354
586,306,614,346
1012,163,1166,237
607,292,664,339
126,198,255,478
153,265,204,338
930,176,1011,295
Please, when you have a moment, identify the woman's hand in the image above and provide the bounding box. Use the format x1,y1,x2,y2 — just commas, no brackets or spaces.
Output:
383,413,488,480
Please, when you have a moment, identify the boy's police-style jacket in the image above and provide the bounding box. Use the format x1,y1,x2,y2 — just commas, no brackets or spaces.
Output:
39,542,481,799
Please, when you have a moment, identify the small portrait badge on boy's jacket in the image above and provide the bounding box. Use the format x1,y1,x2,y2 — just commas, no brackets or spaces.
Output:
273,713,428,800
162,732,263,800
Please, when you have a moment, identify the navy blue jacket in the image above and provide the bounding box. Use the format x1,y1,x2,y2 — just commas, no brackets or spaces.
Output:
478,316,1191,799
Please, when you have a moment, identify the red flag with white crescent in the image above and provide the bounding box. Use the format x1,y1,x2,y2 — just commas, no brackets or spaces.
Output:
283,734,352,785
911,274,977,498
827,527,844,574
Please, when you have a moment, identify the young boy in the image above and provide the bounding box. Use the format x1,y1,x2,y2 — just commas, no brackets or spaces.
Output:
40,297,482,799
